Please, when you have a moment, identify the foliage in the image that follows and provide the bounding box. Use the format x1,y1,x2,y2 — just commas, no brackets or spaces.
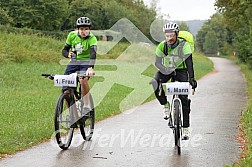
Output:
0,0,69,31
0,0,156,37
214,0,252,67
0,7,12,25
179,22,190,32
196,13,231,55
203,30,218,54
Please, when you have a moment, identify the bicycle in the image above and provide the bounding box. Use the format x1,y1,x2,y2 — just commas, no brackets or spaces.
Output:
160,81,193,155
42,73,95,150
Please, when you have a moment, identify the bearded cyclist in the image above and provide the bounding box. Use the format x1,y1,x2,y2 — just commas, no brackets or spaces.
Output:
150,22,197,140
61,17,97,111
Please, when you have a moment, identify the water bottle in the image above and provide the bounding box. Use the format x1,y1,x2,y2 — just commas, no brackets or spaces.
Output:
71,54,76,60
71,47,77,60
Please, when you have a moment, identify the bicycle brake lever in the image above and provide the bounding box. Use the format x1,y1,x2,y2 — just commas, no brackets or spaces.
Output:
48,76,54,80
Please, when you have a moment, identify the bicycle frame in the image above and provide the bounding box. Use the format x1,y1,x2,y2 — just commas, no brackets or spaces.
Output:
164,81,190,126
42,73,95,149
163,81,190,154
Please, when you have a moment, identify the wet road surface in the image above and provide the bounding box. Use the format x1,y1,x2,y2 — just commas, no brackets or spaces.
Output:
0,57,247,167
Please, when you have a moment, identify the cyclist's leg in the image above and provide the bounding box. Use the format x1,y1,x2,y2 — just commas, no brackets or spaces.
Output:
62,63,80,121
150,71,173,105
178,95,191,127
80,77,90,107
78,65,91,110
174,69,191,127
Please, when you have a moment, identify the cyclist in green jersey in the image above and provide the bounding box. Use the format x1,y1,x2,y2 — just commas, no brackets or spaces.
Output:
62,17,97,110
150,22,197,139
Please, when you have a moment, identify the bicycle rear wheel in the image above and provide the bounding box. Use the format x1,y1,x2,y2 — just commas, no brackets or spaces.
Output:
174,99,182,155
80,94,95,141
54,93,74,150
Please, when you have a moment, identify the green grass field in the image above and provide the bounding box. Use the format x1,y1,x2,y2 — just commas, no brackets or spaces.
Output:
0,32,213,158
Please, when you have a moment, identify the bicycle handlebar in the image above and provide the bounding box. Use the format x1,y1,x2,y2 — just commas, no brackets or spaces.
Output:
41,74,55,80
41,73,95,80
41,74,54,77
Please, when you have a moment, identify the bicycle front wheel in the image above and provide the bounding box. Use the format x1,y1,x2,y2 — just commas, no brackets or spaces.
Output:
54,93,74,150
174,99,182,155
80,94,95,141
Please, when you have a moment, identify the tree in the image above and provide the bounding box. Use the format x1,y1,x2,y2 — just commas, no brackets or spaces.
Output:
215,0,252,65
196,13,231,55
0,0,157,39
179,22,190,31
203,31,218,54
0,7,12,25
1,0,68,31
196,23,210,53
28,0,69,31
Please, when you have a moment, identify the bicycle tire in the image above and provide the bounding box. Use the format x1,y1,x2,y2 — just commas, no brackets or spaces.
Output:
54,93,74,150
174,99,181,155
80,94,95,141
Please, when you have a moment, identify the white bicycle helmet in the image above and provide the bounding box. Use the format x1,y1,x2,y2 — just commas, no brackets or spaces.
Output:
76,17,91,27
163,22,179,33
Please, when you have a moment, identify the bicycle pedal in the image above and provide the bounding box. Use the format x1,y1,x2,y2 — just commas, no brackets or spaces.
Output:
182,136,189,140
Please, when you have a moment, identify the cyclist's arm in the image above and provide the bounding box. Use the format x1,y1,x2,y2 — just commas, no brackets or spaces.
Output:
89,45,97,68
62,43,71,58
155,56,166,72
185,54,194,79
155,41,169,74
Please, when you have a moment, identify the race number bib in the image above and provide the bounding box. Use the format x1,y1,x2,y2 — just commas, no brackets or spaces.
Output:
54,73,77,87
164,82,190,95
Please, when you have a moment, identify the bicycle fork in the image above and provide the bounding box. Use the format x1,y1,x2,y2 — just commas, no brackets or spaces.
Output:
169,97,183,129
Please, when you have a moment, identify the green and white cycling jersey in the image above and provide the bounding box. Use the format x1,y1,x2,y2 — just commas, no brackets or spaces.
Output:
66,30,97,60
155,38,192,69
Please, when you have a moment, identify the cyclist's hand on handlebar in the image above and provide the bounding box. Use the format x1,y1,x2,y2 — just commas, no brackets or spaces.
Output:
86,67,94,77
68,52,75,58
189,78,197,89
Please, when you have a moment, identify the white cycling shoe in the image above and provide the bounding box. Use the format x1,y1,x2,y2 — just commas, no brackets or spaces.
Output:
182,127,190,140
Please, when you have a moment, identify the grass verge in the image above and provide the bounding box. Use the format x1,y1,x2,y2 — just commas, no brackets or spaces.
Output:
226,56,252,167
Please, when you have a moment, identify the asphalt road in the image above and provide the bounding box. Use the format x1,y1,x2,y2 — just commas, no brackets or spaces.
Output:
0,57,247,167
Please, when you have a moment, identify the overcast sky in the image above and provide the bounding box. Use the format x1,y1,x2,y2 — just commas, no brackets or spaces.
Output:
143,0,217,21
